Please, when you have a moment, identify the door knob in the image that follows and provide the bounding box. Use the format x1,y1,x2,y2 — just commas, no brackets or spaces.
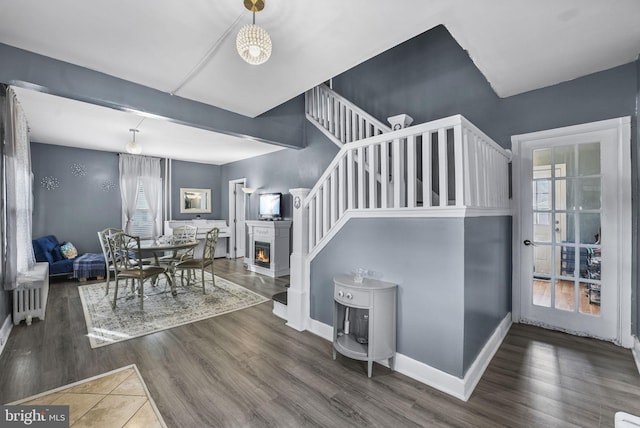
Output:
523,239,535,246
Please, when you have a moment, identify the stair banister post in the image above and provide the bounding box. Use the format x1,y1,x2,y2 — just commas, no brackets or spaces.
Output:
287,188,311,331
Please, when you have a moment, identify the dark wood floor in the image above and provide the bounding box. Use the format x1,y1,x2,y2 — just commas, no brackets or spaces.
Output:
1,258,639,427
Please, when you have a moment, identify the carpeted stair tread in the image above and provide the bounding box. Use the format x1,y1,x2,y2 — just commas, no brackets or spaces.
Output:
272,291,287,305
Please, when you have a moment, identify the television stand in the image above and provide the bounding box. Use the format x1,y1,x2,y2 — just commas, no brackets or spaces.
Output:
246,220,291,277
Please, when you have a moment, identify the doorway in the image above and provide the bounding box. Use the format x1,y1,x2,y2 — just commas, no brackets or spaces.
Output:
228,178,246,259
512,117,631,346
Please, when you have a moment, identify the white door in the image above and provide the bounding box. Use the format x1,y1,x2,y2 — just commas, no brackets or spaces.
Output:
512,117,631,344
228,179,246,259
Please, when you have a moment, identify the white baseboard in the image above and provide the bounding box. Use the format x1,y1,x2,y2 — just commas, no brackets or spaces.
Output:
307,317,333,342
306,312,511,401
0,314,13,357
632,336,640,376
272,301,287,320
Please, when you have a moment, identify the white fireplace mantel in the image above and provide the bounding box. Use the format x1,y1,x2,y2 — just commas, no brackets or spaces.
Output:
246,220,292,278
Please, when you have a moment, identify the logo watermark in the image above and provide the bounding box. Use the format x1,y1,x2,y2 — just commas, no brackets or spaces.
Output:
1,406,69,427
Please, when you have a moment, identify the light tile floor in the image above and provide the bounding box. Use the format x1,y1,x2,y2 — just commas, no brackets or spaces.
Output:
9,365,165,427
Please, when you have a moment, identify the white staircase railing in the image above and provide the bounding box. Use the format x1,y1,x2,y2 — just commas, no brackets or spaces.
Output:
286,111,511,332
302,114,511,255
305,84,391,147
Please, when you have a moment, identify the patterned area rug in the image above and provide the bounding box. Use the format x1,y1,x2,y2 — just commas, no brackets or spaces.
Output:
79,274,268,348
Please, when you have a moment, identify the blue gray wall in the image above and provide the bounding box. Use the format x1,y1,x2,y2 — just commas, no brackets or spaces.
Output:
220,122,339,221
170,159,222,220
31,143,121,253
332,25,637,151
463,216,511,371
309,216,511,378
310,217,468,376
0,43,306,150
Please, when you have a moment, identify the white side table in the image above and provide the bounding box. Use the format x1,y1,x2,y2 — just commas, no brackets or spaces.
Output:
333,274,397,377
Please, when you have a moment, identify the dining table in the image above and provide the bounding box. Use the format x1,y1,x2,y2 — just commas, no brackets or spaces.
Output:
135,238,200,296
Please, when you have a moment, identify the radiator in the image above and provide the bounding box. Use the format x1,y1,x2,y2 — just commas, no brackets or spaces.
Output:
13,262,49,326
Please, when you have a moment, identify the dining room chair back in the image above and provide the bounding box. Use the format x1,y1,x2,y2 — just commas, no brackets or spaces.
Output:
168,225,198,262
97,227,123,295
174,227,219,293
106,231,172,310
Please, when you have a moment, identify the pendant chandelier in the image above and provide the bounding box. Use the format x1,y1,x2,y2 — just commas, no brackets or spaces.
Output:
126,128,142,154
236,0,272,65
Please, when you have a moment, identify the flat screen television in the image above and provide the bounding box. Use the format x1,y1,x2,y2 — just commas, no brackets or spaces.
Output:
259,193,282,220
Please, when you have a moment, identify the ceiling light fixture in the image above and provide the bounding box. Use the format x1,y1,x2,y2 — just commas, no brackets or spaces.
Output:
236,0,272,65
126,128,142,154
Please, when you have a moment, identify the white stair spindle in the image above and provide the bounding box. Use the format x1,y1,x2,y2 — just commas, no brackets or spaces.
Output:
338,156,346,217
315,190,322,243
393,138,401,208
381,140,389,208
369,144,377,209
357,146,365,209
453,122,464,207
322,181,330,235
422,132,432,207
331,167,338,225
437,128,448,207
407,134,416,208
308,197,315,252
347,149,355,210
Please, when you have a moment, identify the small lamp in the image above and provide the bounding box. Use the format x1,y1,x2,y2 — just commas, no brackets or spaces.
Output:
126,128,142,154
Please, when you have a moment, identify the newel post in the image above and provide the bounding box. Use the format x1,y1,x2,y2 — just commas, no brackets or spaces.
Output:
287,188,311,331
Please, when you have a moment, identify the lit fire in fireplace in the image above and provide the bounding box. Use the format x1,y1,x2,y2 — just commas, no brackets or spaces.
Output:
256,248,270,263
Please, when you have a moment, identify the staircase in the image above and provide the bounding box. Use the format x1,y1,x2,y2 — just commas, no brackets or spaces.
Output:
305,84,390,147
285,84,512,331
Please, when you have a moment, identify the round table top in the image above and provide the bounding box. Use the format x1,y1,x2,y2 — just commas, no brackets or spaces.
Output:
136,239,199,252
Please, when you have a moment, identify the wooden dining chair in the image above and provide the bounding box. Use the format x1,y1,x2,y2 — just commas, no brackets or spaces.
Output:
107,232,172,310
97,227,123,295
173,227,219,294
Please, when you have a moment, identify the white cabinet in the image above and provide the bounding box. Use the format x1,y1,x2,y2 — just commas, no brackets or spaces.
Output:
164,220,229,258
333,274,397,377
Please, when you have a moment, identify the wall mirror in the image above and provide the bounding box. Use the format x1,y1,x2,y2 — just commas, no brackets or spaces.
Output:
180,188,211,213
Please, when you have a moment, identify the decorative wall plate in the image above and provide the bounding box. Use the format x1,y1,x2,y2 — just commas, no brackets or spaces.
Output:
71,163,87,176
40,176,59,190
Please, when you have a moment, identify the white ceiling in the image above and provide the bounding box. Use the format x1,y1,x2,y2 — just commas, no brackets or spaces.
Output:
12,87,285,165
1,0,639,163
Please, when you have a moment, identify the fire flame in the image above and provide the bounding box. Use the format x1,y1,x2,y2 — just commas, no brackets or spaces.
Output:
256,248,269,263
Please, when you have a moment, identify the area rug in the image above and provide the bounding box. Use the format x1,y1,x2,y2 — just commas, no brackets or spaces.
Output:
7,364,167,427
79,274,268,348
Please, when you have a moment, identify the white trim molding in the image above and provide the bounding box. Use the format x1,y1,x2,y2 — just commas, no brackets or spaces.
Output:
632,336,640,375
0,314,13,357
307,312,512,401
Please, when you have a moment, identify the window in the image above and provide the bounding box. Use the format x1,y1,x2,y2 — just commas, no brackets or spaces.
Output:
128,182,154,238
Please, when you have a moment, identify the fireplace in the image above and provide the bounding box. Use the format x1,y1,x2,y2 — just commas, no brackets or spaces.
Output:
245,220,291,278
254,241,271,268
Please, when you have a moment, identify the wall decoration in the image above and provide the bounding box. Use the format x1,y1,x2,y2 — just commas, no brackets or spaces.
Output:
71,163,87,177
101,180,116,192
180,188,211,213
41,176,60,190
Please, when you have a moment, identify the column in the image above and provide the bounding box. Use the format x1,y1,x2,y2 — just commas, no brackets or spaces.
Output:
287,188,311,331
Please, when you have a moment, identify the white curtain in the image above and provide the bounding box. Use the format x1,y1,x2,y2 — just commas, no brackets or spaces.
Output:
138,160,162,238
2,86,35,290
119,154,161,236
